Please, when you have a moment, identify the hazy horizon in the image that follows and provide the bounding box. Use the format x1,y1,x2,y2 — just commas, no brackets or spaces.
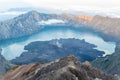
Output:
0,0,120,10
0,0,120,21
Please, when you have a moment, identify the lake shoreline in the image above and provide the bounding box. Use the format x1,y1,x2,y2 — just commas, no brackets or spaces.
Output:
0,26,116,60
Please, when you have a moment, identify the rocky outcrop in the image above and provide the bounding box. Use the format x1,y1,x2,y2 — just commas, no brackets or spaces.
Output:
11,38,104,65
0,49,12,75
92,42,120,78
0,55,117,80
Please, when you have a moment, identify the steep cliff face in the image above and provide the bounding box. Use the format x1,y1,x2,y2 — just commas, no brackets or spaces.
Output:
0,11,61,40
76,15,120,41
92,43,120,78
62,14,120,41
0,49,12,75
89,16,120,40
0,55,117,80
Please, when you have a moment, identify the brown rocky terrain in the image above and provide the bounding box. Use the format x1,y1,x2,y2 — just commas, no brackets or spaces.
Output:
0,55,117,80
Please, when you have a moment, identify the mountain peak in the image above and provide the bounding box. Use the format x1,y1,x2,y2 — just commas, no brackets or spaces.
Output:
59,55,78,62
27,10,40,15
0,55,117,80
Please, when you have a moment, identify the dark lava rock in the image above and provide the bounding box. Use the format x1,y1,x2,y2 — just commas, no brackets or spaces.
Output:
11,38,104,65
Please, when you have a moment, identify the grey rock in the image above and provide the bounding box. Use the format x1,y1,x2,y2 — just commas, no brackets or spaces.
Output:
0,55,117,80
92,42,120,77
11,38,104,65
0,48,12,75
0,11,61,40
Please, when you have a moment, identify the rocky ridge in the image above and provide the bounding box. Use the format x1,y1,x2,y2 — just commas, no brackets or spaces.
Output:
0,55,117,80
0,11,61,40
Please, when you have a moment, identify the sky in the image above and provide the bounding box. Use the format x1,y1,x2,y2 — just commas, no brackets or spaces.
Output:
0,0,120,10
0,0,120,19
26,0,120,7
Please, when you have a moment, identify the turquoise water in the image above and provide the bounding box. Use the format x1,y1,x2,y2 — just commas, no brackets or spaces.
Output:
0,26,116,60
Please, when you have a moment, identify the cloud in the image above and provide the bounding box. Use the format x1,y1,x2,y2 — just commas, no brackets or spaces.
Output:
1,0,120,10
0,11,26,15
0,0,120,18
38,19,65,25
0,0,31,10
22,0,120,18
23,0,120,8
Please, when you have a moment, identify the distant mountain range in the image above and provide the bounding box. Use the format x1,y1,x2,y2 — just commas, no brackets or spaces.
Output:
0,55,117,80
0,11,62,41
1,10,120,42
11,38,104,65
